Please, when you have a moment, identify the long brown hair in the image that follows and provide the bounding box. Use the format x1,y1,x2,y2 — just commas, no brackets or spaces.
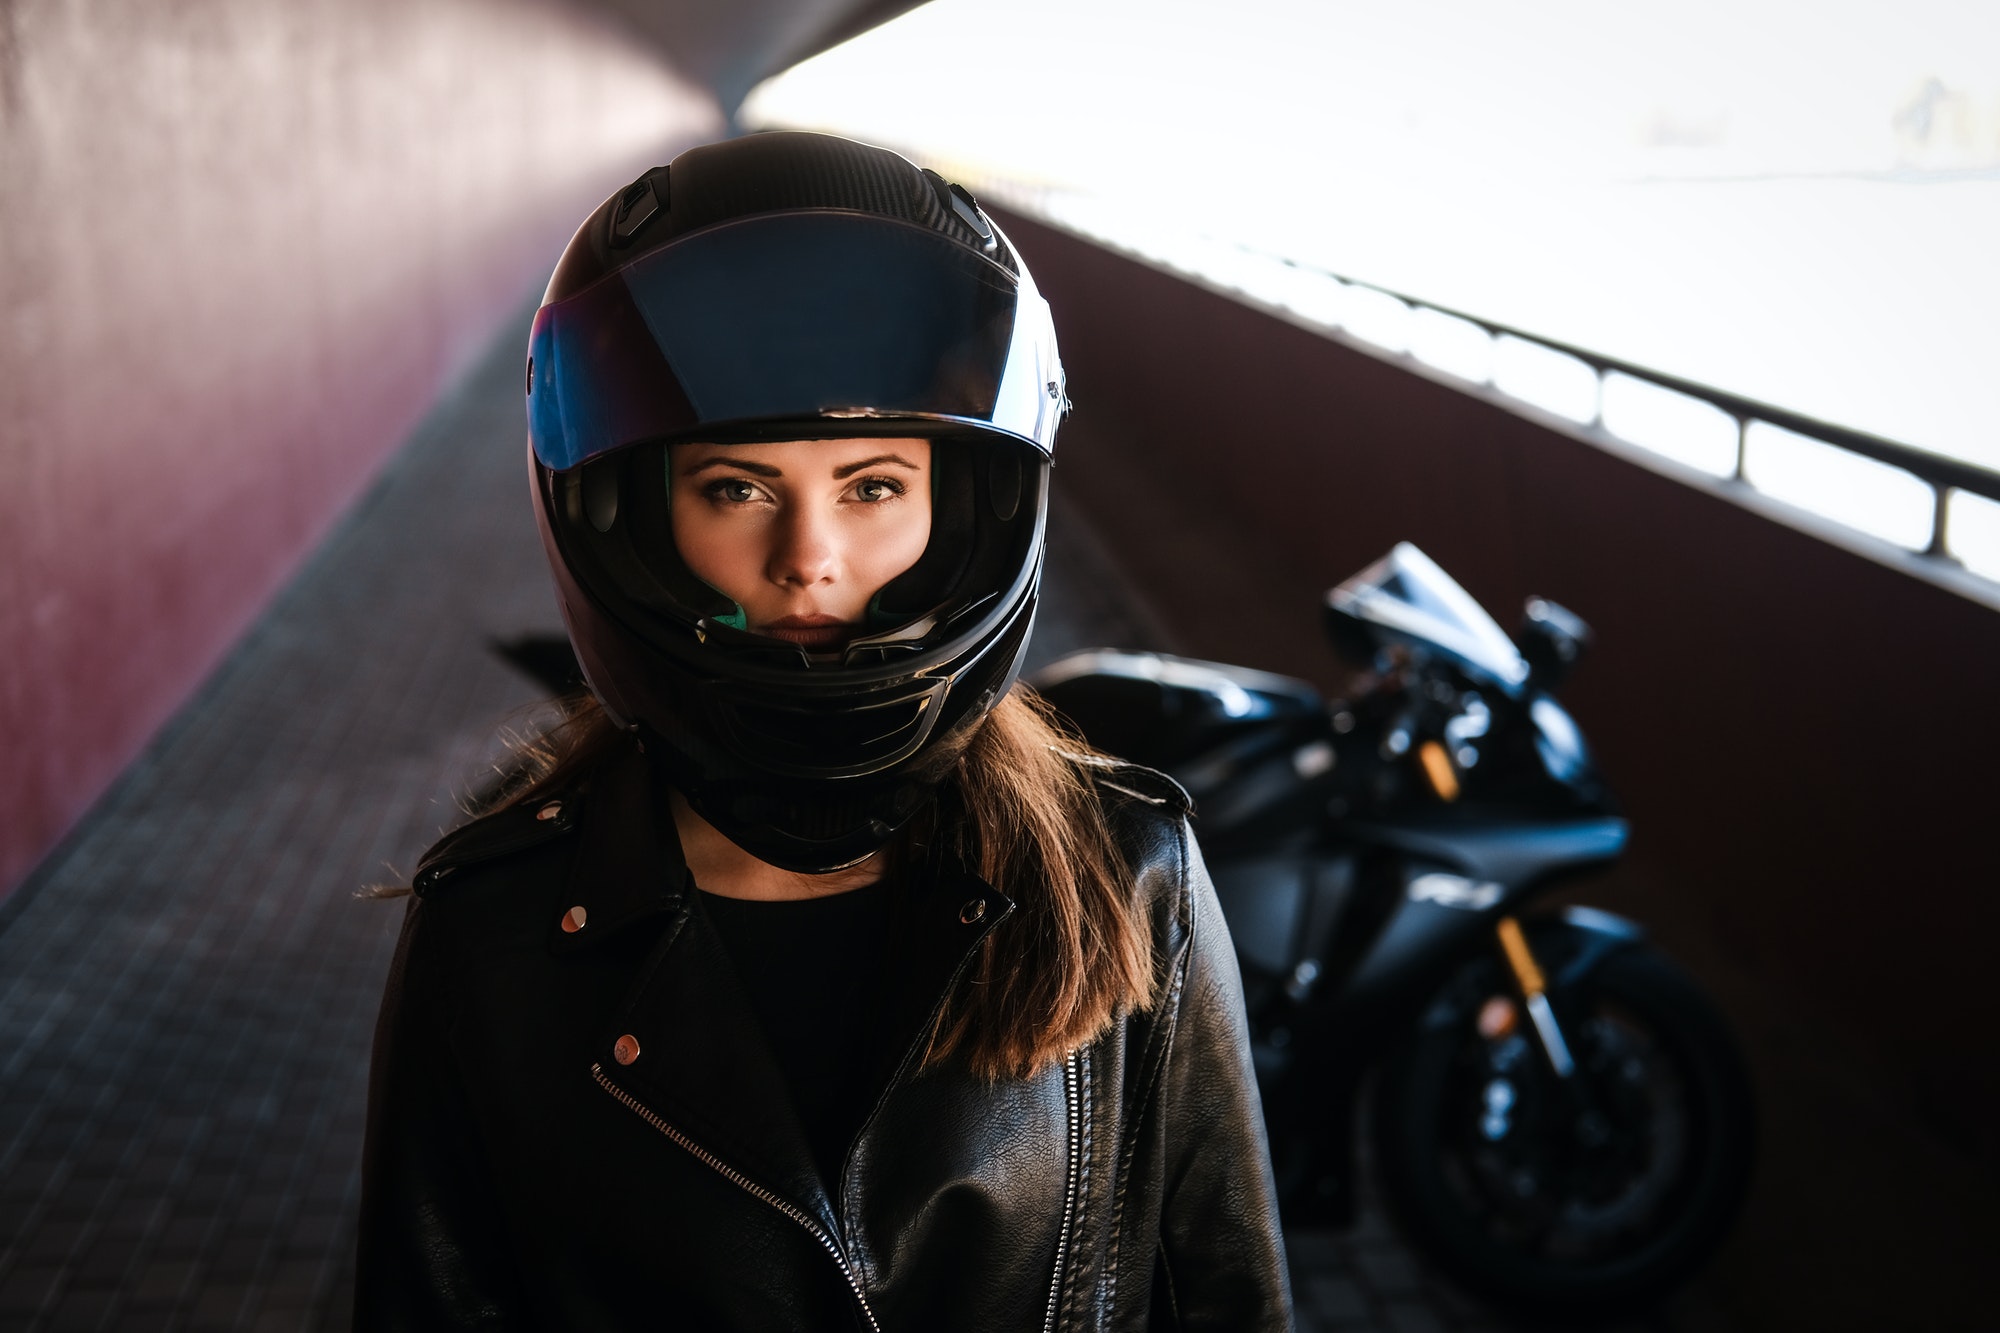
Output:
486,687,1156,1080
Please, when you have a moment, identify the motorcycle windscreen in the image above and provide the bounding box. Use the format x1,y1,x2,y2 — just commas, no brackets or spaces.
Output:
529,212,1054,471
1326,543,1530,694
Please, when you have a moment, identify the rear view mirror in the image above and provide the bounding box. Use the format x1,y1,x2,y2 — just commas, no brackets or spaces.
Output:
1518,597,1593,690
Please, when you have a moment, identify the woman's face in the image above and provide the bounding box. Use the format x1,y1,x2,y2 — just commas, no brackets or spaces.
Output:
670,437,933,652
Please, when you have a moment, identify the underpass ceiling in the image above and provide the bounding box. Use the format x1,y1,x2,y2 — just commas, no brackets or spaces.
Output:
586,0,928,113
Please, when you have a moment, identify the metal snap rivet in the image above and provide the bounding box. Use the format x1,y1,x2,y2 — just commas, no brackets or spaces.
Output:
561,905,588,933
959,898,987,924
613,1034,641,1065
536,801,564,821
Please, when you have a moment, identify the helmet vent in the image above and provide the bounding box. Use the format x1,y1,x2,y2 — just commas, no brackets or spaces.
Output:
947,183,996,249
714,682,945,778
610,174,664,249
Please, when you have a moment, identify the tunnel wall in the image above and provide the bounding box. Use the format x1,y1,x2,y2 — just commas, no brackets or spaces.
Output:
0,0,721,896
1000,208,2000,1324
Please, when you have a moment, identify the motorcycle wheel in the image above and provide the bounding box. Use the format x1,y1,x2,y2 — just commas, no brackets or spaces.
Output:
1372,936,1754,1316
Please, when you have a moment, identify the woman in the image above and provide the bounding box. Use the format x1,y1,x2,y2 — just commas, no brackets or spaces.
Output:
356,131,1293,1331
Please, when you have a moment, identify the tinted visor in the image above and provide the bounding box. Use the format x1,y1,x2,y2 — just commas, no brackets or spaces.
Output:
529,213,1024,471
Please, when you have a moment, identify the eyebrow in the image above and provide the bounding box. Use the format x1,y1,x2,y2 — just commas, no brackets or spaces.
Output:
678,452,925,480
831,453,924,479
680,457,782,478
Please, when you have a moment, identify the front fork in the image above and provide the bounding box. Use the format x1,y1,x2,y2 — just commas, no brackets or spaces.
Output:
1495,915,1577,1078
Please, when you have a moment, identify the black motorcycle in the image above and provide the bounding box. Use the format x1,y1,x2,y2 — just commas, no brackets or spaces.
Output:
1029,543,1754,1317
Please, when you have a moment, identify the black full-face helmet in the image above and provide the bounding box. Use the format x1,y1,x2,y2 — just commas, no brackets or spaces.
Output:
527,132,1066,873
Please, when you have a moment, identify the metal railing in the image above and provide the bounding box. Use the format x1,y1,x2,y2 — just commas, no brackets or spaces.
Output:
968,175,2000,594
1271,266,2000,559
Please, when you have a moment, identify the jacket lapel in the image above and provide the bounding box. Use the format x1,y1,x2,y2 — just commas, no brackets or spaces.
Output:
556,750,832,1229
873,859,1016,1092
595,891,837,1233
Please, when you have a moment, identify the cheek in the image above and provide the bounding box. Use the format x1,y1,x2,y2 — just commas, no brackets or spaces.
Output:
864,497,933,585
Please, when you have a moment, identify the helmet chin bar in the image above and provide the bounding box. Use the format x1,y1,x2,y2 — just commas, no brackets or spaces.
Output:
633,598,1034,875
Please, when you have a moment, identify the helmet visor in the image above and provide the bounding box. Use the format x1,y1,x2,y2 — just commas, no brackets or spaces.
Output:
529,212,1057,471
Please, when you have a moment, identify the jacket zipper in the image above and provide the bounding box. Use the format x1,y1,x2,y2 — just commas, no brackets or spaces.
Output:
1043,1049,1082,1333
591,1063,883,1333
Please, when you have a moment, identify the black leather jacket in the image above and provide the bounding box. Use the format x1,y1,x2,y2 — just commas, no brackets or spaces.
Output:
356,746,1294,1331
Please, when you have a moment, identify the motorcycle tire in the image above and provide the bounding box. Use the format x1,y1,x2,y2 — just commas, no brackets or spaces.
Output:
1372,935,1754,1317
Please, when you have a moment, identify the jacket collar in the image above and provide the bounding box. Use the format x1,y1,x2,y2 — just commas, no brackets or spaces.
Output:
545,743,689,954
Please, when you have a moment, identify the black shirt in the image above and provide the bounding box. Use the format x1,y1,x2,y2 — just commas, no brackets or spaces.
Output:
698,879,896,1190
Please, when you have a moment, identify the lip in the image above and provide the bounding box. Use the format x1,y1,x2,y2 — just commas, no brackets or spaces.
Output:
759,615,858,651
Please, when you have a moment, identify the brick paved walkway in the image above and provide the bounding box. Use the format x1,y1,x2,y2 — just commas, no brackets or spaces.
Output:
0,300,1714,1332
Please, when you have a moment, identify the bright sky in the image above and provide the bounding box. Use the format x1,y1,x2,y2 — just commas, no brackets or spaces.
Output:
746,0,2000,472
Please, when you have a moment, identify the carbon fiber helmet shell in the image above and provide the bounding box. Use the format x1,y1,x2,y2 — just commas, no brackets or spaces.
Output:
527,133,1066,872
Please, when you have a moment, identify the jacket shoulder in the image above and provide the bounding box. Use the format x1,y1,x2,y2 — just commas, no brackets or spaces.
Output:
412,790,582,898
1055,749,1193,819
1056,751,1194,922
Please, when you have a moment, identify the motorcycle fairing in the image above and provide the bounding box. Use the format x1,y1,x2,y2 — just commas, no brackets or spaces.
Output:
1031,650,1322,763
1325,543,1530,695
1341,815,1629,887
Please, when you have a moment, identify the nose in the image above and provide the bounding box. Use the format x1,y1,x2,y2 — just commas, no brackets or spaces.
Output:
767,503,839,589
